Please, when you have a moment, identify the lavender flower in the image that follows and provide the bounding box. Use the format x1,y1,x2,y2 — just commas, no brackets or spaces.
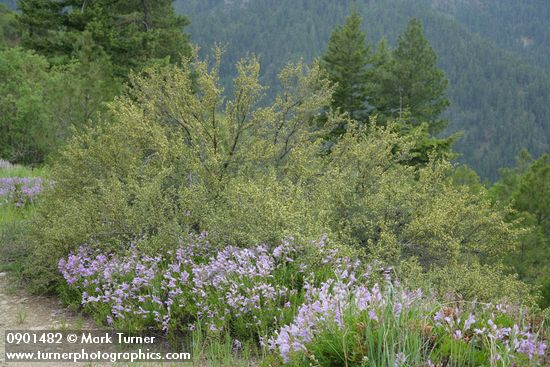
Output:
58,234,549,366
0,177,47,207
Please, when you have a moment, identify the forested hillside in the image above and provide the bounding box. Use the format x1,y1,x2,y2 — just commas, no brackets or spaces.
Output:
2,0,549,179
176,0,550,180
0,0,14,9
432,0,550,71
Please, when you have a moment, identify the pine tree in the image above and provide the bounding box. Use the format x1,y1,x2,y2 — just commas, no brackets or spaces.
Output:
489,152,550,308
392,18,449,134
0,3,20,48
366,34,454,167
321,10,371,133
366,37,395,125
370,18,449,135
513,154,550,231
17,0,192,77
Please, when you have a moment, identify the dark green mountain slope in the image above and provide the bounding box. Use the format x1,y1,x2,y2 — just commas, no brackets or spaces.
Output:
0,0,15,9
431,0,550,72
176,0,550,180
3,0,548,179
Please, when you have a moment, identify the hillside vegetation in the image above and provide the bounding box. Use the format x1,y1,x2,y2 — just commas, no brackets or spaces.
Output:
176,0,550,180
0,1,548,365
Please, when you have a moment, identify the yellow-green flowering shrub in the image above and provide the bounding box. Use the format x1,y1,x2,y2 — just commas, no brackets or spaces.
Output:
25,52,525,306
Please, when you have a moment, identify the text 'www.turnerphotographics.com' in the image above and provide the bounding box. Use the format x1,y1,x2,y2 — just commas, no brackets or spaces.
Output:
5,330,192,363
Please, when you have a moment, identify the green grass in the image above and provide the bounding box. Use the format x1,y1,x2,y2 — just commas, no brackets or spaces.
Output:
0,203,37,223
190,328,258,367
0,216,31,280
0,163,47,279
0,163,46,178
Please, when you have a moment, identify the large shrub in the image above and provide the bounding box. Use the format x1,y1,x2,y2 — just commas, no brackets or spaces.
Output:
26,52,523,306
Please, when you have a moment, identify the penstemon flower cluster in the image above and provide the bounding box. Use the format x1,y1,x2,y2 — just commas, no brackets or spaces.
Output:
59,234,302,336
432,303,547,365
0,177,44,207
59,234,548,366
269,267,547,365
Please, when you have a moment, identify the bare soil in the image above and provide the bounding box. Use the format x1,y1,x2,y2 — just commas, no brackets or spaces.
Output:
0,272,102,366
0,273,218,366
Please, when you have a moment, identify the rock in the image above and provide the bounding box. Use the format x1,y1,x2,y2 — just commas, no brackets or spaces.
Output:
0,272,7,277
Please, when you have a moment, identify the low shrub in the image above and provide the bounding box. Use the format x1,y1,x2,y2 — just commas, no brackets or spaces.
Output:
58,235,329,336
399,260,540,308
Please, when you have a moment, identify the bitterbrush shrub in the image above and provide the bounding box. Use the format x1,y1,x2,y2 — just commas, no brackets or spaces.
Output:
26,51,525,311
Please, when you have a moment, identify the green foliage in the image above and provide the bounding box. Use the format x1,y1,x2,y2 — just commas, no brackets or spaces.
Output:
0,47,119,164
290,303,431,367
1,4,545,364
489,152,550,309
450,164,486,195
177,0,550,180
387,18,449,133
24,53,336,289
321,10,371,129
280,278,543,367
0,163,45,281
24,54,523,308
513,154,550,233
0,48,54,164
432,0,550,72
0,163,44,179
0,3,19,47
319,12,453,166
402,260,539,307
17,0,192,77
365,18,450,137
429,334,488,367
0,208,33,277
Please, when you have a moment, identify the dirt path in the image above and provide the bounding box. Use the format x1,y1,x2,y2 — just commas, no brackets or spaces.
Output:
0,272,100,366
0,273,208,367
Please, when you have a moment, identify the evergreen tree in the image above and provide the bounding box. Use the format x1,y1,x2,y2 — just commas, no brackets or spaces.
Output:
393,18,449,133
489,150,533,204
366,37,395,125
17,0,192,77
488,151,550,308
0,46,119,164
512,154,550,308
0,3,19,48
367,36,454,167
0,48,52,163
513,154,550,232
371,18,449,134
321,10,371,133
